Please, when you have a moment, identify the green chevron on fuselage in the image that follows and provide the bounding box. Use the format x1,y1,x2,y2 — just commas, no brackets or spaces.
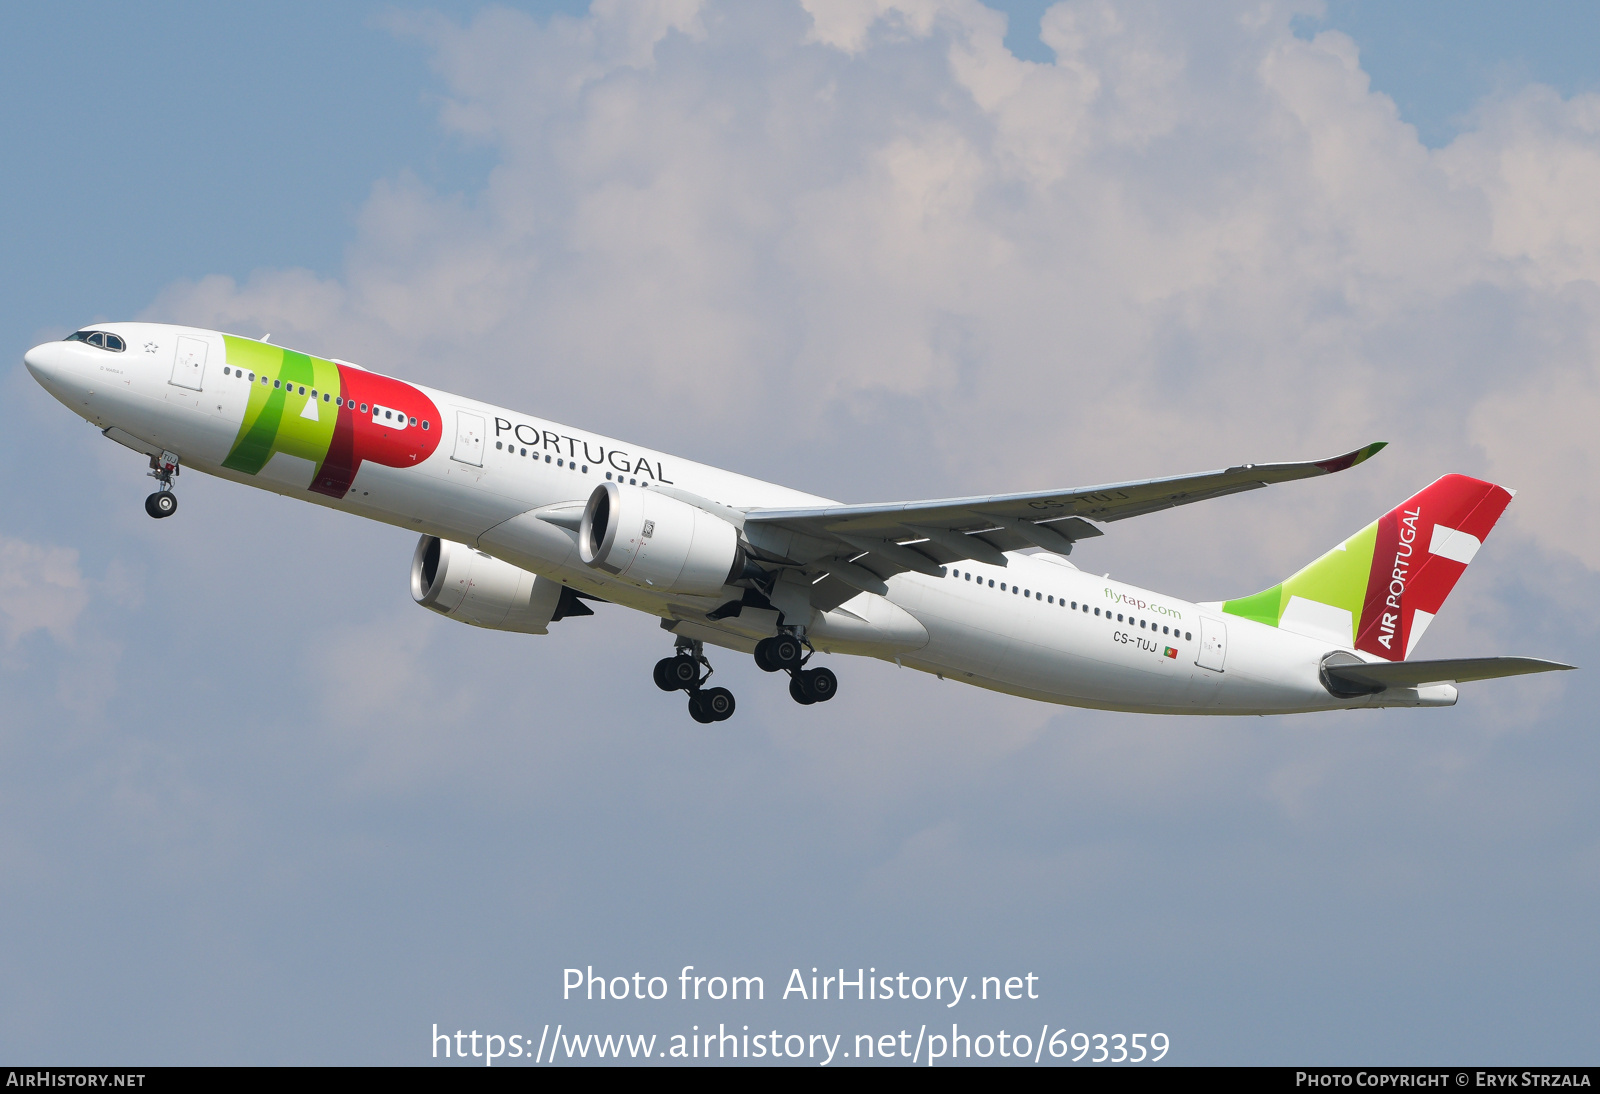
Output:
221,335,340,476
1223,520,1380,645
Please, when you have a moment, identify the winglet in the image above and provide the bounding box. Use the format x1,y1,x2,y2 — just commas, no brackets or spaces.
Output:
1313,441,1387,475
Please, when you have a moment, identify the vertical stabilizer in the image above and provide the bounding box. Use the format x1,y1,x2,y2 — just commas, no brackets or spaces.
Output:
1222,475,1514,660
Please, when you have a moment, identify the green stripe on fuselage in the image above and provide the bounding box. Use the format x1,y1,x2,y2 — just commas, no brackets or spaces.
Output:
1223,519,1380,645
221,336,340,476
1222,583,1284,627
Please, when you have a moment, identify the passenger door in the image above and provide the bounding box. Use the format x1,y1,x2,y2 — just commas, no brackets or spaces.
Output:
170,336,208,390
1196,614,1227,672
452,411,485,466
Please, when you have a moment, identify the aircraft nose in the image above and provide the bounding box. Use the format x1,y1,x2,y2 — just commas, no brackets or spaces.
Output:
23,340,66,384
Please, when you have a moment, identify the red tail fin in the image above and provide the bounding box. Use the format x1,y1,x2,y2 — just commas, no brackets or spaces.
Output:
1354,474,1514,661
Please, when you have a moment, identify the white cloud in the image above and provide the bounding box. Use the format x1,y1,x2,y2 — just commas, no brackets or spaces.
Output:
0,534,89,648
143,0,1599,590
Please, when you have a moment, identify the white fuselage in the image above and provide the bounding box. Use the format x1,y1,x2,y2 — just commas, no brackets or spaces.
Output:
24,322,1452,715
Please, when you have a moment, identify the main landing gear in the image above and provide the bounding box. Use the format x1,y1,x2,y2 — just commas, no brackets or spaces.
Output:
654,638,735,724
652,630,838,724
754,633,837,706
144,451,180,519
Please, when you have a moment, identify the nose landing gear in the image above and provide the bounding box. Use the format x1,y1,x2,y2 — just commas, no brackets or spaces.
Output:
755,632,838,706
144,451,180,519
654,638,736,723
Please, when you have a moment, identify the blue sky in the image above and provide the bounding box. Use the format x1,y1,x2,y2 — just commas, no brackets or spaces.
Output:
8,0,1597,330
2,0,1597,1065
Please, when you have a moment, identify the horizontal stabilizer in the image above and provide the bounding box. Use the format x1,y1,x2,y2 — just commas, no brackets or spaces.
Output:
1325,656,1574,691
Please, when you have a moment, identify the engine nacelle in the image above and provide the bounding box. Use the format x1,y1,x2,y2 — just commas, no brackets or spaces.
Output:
578,481,742,597
411,535,564,633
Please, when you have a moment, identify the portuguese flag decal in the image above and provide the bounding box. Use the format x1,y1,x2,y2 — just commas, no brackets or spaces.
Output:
1164,646,1178,659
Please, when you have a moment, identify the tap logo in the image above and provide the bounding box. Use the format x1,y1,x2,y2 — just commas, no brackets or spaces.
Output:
219,335,441,499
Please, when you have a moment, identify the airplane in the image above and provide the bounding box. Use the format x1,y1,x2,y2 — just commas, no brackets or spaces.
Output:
22,323,1572,723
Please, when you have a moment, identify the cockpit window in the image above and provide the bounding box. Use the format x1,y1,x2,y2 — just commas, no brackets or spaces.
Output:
65,330,125,352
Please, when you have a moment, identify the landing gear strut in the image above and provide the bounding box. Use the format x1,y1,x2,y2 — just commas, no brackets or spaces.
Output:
654,638,735,723
755,632,838,706
144,451,180,519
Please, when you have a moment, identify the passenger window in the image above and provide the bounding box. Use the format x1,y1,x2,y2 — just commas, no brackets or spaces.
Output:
965,574,971,581
1095,608,1100,616
1117,613,1123,622
298,386,306,396
224,367,231,376
1185,631,1192,641
496,441,503,449
409,417,417,426
558,459,564,467
323,393,331,402
422,421,430,429
249,372,255,381
360,403,368,412
1047,595,1053,603
988,580,994,588
274,380,281,388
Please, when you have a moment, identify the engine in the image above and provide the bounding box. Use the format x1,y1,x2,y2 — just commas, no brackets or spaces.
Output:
578,481,744,597
411,535,567,634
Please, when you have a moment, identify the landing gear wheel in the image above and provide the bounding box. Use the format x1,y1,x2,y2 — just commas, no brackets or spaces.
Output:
653,657,679,692
666,656,701,690
763,634,804,671
753,638,780,673
702,686,735,721
789,674,817,705
145,492,177,519
687,692,717,724
801,667,837,702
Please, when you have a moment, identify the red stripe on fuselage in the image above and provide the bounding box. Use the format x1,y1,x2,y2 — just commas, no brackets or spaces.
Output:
310,364,442,499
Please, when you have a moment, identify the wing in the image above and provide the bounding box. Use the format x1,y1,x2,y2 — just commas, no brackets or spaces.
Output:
741,442,1387,602
1323,656,1575,691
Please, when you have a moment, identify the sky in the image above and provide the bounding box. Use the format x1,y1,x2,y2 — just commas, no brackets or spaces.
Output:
2,0,1597,1066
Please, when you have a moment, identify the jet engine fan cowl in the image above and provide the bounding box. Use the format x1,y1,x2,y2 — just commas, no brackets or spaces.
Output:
410,535,565,634
578,481,743,597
